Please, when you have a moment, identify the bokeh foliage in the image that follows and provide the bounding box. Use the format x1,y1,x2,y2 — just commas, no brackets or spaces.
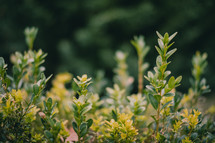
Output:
0,0,215,92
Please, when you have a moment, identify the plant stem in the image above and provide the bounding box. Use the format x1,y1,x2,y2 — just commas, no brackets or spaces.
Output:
156,101,161,136
155,91,162,142
188,127,193,138
138,58,143,94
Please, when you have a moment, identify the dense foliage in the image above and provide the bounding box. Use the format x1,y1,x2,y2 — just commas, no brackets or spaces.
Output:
0,27,215,143
1,0,215,91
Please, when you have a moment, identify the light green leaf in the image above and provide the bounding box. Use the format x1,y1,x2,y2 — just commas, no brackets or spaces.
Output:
161,101,172,111
175,76,182,84
166,48,177,59
168,32,178,42
168,76,175,89
164,92,174,97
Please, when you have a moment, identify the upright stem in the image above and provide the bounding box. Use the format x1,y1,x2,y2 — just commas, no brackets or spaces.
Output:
138,58,143,94
155,91,162,142
156,101,161,136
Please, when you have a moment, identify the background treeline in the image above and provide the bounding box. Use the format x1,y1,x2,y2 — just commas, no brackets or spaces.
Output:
0,0,215,94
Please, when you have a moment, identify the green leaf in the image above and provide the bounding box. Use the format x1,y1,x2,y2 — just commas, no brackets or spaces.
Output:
168,76,175,89
155,46,163,56
166,42,175,50
80,103,92,115
175,76,182,84
80,122,88,137
30,94,36,104
112,110,118,121
160,62,170,73
148,94,158,110
72,81,79,92
86,119,93,129
147,71,154,79
191,132,198,140
0,57,5,68
156,31,163,39
13,66,20,77
56,121,61,130
168,32,177,42
45,74,53,83
141,63,149,72
51,103,57,115
33,84,39,95
174,93,184,111
72,121,78,133
146,85,155,92
164,71,171,78
4,77,11,87
164,92,174,97
156,56,162,67
163,33,169,44
44,130,53,139
41,73,46,80
71,103,78,113
166,48,177,59
47,98,53,108
151,115,157,122
154,94,161,102
161,101,172,111
158,39,164,49
47,118,55,127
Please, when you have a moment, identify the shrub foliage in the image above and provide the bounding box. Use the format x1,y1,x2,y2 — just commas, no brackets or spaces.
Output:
0,27,214,143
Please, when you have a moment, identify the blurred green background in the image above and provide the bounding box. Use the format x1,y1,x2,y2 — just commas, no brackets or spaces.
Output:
0,0,215,94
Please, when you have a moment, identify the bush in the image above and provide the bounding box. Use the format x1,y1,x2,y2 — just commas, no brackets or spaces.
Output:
0,27,214,143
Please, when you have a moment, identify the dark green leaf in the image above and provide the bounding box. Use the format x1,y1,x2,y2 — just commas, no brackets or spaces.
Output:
148,94,158,110
56,121,61,130
30,94,36,104
72,81,79,92
0,57,5,68
47,98,53,108
191,132,198,140
87,119,93,129
72,121,78,133
80,122,88,137
4,77,11,87
151,115,157,122
44,130,53,139
112,110,118,121
51,103,57,114
33,84,39,95
154,94,161,102
13,66,20,77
